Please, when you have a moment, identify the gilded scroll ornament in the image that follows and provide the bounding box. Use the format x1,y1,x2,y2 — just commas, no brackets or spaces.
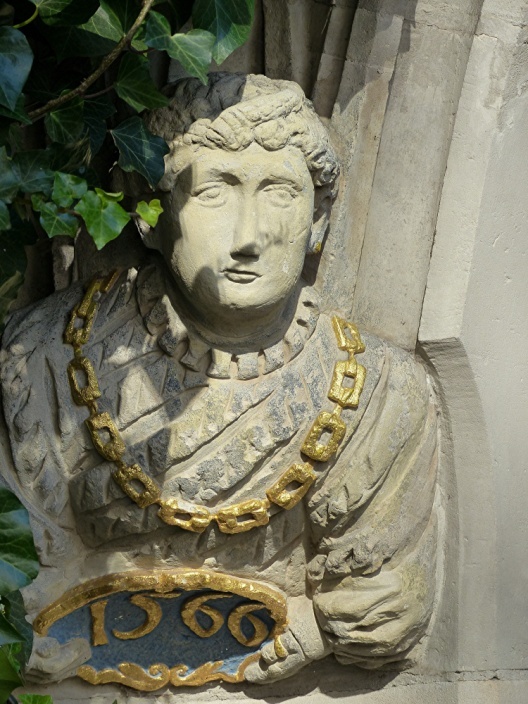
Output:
33,569,288,690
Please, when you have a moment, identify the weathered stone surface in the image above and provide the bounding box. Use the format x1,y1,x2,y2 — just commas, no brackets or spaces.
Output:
0,73,439,699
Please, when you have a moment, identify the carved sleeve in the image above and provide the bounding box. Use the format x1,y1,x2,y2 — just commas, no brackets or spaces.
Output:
307,344,440,668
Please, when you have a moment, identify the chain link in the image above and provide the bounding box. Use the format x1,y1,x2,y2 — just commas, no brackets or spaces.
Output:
65,279,367,535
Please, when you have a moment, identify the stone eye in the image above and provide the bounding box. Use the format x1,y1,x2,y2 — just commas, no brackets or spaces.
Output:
262,184,297,206
195,185,225,203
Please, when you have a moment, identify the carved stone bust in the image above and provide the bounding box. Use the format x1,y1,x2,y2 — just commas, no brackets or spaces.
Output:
0,73,439,693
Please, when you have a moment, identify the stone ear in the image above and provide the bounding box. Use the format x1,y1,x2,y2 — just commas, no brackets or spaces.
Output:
135,218,162,252
309,187,332,254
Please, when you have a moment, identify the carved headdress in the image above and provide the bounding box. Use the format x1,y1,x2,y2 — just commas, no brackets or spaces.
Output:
145,73,340,197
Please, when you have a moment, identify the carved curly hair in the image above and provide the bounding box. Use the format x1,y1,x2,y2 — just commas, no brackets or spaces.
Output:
146,72,340,197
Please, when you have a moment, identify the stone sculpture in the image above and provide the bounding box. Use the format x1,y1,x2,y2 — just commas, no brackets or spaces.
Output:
0,73,440,692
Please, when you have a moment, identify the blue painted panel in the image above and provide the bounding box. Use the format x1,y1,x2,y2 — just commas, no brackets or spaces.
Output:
48,588,276,677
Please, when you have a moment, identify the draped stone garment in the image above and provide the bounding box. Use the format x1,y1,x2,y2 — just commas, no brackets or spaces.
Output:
0,264,439,667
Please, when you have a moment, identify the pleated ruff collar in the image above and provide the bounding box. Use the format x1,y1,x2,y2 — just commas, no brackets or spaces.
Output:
136,263,320,381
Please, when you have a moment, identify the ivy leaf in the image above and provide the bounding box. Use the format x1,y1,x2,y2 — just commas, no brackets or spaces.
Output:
84,95,116,155
116,54,169,113
81,5,124,45
44,97,85,144
144,12,215,84
19,696,55,704
94,188,123,202
111,116,169,188
0,646,23,703
11,151,54,195
0,148,18,204
52,172,88,208
193,0,254,64
76,190,131,250
3,591,33,667
45,25,117,61
34,200,79,238
49,134,92,173
0,610,23,647
0,488,39,594
0,27,33,111
0,97,31,126
136,199,163,227
31,0,100,26
100,0,137,34
0,202,10,231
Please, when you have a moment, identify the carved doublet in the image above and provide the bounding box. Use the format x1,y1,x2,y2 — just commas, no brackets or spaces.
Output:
1,264,436,597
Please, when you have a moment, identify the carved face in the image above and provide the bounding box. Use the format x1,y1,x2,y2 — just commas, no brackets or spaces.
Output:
159,141,315,338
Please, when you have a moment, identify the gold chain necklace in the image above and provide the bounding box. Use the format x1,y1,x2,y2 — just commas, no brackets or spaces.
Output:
64,272,366,536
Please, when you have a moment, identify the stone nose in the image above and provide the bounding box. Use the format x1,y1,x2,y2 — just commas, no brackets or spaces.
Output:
230,197,262,258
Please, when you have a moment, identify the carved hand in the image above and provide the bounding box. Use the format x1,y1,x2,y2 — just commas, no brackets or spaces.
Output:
24,635,92,684
313,570,429,667
244,595,331,684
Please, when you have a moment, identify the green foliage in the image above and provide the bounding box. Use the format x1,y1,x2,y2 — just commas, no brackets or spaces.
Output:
0,202,10,231
51,172,88,208
0,489,39,595
3,591,33,666
115,54,169,112
33,0,100,26
0,645,23,703
144,12,215,83
0,489,40,702
0,28,33,111
136,198,163,227
0,0,255,321
0,610,24,648
44,98,85,144
111,116,169,187
193,0,254,64
76,189,130,249
0,3,256,698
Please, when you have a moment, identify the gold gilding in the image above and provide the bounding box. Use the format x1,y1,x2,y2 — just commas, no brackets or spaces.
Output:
301,410,346,462
64,278,368,536
113,464,160,508
85,412,125,462
274,634,288,658
266,463,316,509
328,358,367,409
112,595,162,640
78,662,171,691
78,656,261,690
64,301,96,347
157,498,211,533
67,356,101,406
36,570,287,691
181,593,230,638
33,569,288,640
227,603,269,648
90,600,108,646
331,316,366,354
216,498,270,534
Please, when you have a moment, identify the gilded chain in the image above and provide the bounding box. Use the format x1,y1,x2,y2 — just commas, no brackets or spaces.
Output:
65,275,367,535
